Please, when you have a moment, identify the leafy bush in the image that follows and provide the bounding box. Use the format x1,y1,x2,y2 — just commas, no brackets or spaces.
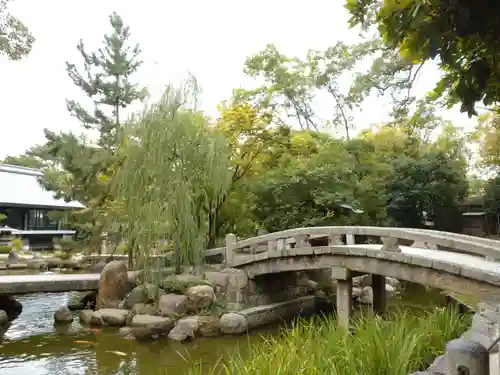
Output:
189,308,471,375
54,250,73,260
0,245,12,254
11,238,23,251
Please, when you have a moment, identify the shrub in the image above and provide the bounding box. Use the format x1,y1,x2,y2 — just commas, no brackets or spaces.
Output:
0,245,12,254
11,238,23,251
54,250,73,260
188,308,471,375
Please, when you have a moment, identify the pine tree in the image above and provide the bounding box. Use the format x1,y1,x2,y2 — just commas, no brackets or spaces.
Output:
33,12,145,254
65,11,145,148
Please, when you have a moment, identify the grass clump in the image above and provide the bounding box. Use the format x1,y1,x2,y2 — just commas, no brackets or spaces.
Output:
189,308,471,375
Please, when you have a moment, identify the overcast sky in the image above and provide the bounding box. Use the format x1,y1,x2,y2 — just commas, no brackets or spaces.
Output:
0,0,476,158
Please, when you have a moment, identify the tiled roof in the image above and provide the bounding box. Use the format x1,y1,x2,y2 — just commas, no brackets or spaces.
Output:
0,164,85,210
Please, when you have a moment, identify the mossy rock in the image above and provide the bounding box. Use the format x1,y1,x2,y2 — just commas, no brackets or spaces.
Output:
161,275,211,295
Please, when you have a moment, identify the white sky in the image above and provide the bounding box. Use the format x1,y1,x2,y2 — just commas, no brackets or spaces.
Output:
0,0,476,158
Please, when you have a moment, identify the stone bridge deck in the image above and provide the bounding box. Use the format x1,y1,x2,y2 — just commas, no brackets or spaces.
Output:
0,244,499,296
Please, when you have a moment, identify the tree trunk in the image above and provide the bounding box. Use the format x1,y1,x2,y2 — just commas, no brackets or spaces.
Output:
128,238,134,269
207,210,217,249
174,244,181,274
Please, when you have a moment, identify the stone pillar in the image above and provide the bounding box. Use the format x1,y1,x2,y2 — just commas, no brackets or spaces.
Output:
336,277,352,330
225,233,236,268
372,274,386,315
445,338,489,375
223,268,248,311
346,234,355,245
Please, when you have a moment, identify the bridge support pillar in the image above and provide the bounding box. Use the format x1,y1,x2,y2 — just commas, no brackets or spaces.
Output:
372,274,386,315
336,277,352,330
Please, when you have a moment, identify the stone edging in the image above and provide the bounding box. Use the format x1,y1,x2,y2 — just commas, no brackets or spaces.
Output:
410,302,500,375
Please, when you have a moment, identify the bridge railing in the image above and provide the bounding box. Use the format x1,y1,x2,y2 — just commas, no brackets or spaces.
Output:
224,226,500,267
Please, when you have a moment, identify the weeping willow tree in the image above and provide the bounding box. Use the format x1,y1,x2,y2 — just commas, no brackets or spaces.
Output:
114,78,231,280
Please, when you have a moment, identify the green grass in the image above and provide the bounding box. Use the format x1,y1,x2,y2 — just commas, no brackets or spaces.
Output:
188,308,471,375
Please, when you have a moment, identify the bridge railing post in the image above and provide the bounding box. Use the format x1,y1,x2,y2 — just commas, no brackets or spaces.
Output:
445,338,489,375
225,234,237,267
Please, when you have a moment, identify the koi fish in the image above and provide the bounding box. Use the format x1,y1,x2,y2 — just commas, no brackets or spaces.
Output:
74,340,96,345
106,350,127,357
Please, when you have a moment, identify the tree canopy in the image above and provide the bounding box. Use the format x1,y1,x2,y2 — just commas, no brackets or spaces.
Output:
345,0,500,116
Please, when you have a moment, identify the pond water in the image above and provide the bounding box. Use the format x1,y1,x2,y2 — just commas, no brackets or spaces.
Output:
0,276,448,375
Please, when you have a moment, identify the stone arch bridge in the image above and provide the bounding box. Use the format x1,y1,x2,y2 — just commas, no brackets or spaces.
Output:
220,226,500,328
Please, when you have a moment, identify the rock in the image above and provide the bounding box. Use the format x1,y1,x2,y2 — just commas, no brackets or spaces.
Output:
385,284,396,296
307,279,319,290
197,315,220,337
130,314,174,341
358,286,374,305
26,260,47,270
123,284,164,309
186,284,215,313
7,250,20,264
168,316,199,342
219,313,247,334
79,310,95,325
97,261,129,309
7,263,27,269
59,259,82,270
92,308,129,326
119,326,134,340
385,277,400,287
54,306,73,323
131,303,157,315
353,274,371,287
158,294,188,317
204,271,230,292
0,310,8,325
352,287,363,299
91,261,107,273
68,291,97,311
0,296,22,320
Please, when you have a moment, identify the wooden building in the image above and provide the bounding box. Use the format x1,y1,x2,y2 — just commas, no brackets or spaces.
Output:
0,164,85,249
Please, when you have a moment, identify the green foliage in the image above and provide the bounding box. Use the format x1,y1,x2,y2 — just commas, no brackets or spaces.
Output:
345,0,500,116
54,237,77,250
191,308,470,375
115,78,232,277
0,245,12,254
387,152,468,231
0,213,6,224
10,238,22,251
160,278,211,295
0,0,35,60
30,12,145,254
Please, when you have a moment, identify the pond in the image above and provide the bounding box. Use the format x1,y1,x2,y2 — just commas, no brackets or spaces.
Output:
0,280,449,375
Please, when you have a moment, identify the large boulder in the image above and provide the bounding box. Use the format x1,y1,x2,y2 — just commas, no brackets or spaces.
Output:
219,313,247,335
123,284,164,309
204,271,230,293
79,309,95,325
92,308,129,326
67,291,97,311
0,296,22,320
186,285,215,313
131,303,158,315
168,316,199,342
97,261,129,309
54,306,73,323
158,294,188,317
197,315,220,337
0,310,7,326
130,314,174,341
